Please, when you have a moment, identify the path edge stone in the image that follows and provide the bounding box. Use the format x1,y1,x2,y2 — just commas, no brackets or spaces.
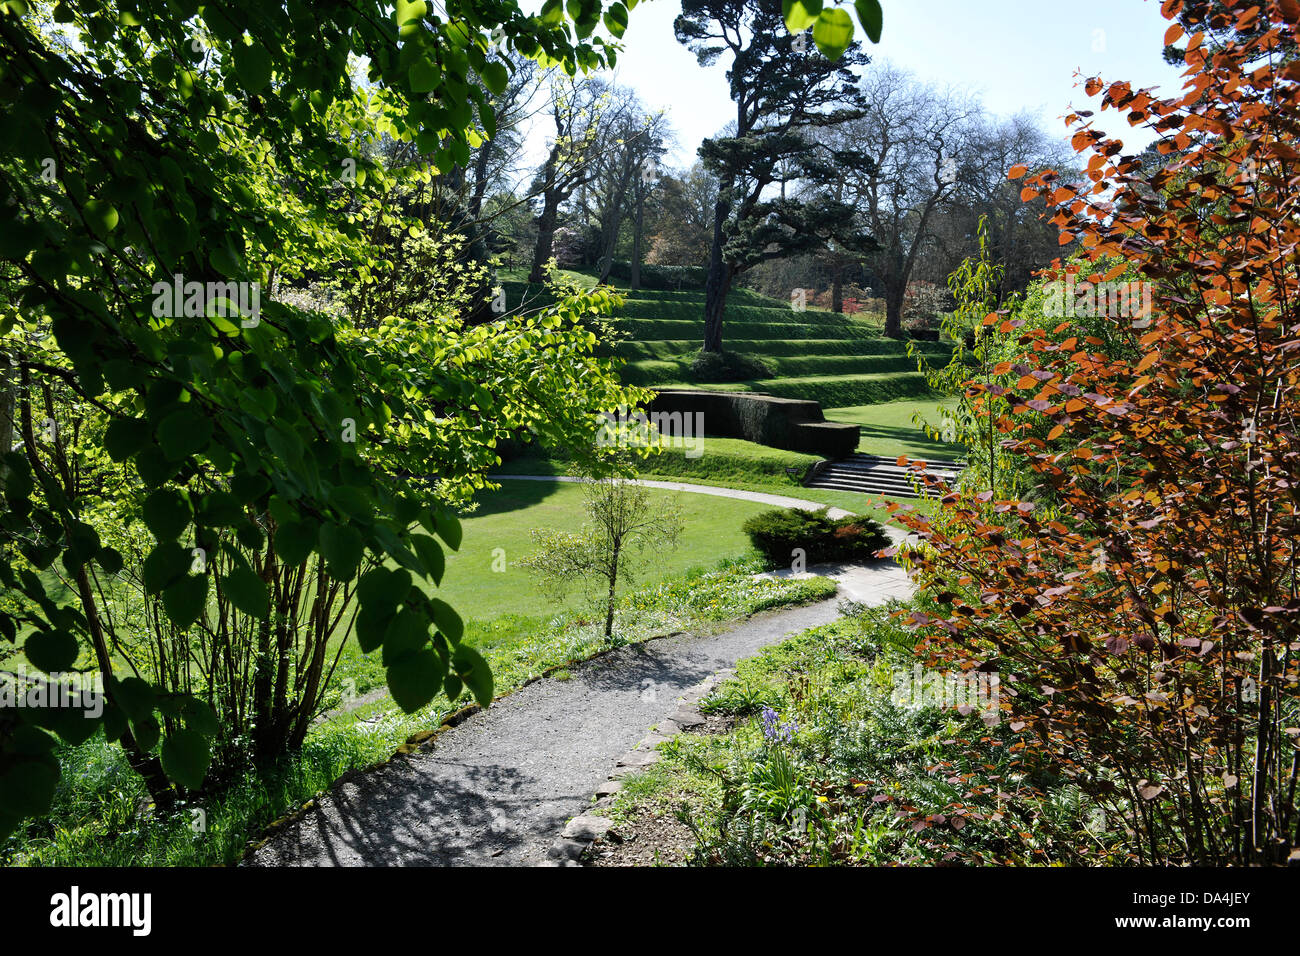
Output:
538,666,737,867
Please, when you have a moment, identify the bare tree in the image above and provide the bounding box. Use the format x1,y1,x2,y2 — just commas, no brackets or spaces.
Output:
527,79,607,282
843,66,983,337
572,88,672,285
520,477,683,640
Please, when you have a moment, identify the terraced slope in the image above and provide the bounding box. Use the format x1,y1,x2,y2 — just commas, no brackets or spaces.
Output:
614,287,947,409
498,278,950,438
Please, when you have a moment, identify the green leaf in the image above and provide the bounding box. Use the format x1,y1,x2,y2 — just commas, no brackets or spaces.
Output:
142,488,190,540
104,417,152,462
109,676,156,722
179,697,219,737
812,7,854,60
96,547,123,574
434,510,462,551
410,58,438,94
230,471,270,504
395,0,426,34
481,61,508,95
82,199,119,237
24,630,79,673
224,562,268,617
320,523,363,580
603,2,628,38
356,602,396,654
162,574,208,629
539,0,563,26
430,598,463,643
233,41,272,92
453,644,494,707
854,0,882,43
357,566,412,614
143,541,189,593
136,446,180,487
273,519,318,567
386,648,447,712
160,729,212,790
156,406,213,461
381,607,429,666
411,534,444,586
198,491,242,528
0,755,59,818
130,713,160,751
783,0,822,32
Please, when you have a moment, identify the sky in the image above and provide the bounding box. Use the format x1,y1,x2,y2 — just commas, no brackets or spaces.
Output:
567,0,1191,169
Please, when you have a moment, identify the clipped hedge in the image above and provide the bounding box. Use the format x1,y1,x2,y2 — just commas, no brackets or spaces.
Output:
649,389,859,459
607,261,708,289
742,507,890,567
755,372,936,408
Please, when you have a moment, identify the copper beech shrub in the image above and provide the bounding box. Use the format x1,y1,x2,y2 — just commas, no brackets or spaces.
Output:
893,0,1300,864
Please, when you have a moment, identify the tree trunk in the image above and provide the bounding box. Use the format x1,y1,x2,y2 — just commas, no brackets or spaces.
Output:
528,189,561,283
604,543,621,639
631,185,645,291
0,349,14,490
831,263,844,314
252,613,273,752
702,194,733,353
884,283,905,338
469,141,493,221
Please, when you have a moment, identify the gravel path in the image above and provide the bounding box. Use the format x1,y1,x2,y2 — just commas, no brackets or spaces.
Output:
247,561,911,867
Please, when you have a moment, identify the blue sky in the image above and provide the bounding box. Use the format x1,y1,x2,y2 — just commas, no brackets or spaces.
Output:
598,0,1189,167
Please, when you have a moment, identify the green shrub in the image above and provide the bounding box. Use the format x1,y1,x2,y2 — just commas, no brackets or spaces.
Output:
607,261,708,289
741,507,889,567
687,349,774,382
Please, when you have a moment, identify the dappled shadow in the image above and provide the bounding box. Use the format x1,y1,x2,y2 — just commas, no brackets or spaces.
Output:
468,475,566,518
246,597,847,868
575,641,715,697
252,758,570,866
854,422,958,459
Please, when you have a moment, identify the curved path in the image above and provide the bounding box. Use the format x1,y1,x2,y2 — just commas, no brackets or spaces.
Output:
247,480,913,867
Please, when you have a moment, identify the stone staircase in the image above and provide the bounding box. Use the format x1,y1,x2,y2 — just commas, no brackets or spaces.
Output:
806,453,963,498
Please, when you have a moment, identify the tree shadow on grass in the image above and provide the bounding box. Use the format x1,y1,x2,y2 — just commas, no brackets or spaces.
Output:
469,474,566,518
855,422,960,459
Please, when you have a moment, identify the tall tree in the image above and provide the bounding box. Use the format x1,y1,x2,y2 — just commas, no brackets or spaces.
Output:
675,0,870,352
527,79,606,282
575,86,670,284
830,65,980,337
0,0,642,834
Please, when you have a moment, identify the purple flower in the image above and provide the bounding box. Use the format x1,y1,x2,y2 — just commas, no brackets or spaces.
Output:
761,706,797,744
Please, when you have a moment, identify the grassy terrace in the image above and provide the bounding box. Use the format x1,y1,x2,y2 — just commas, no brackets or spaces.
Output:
501,278,954,411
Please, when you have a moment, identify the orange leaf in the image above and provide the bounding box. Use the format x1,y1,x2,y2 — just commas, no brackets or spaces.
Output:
1163,23,1184,45
1047,424,1065,441
1007,163,1028,179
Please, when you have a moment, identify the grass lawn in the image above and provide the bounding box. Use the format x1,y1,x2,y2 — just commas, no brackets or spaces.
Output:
437,479,778,623
825,397,962,460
